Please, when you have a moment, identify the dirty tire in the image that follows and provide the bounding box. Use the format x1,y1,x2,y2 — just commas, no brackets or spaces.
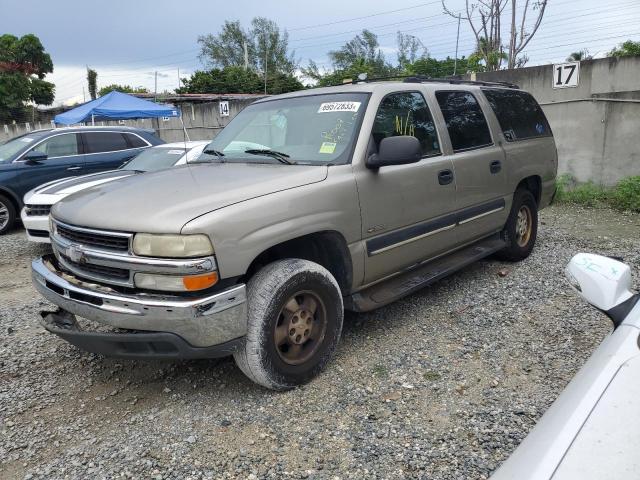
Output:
233,259,344,391
497,188,538,261
0,194,16,235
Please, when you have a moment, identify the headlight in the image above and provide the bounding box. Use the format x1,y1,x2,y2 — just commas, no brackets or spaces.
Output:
132,233,214,258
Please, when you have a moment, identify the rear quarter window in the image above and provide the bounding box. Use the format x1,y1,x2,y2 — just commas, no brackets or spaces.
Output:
482,88,552,141
124,133,149,148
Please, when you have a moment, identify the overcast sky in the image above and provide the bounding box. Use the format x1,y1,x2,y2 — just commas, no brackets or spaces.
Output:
1,0,639,105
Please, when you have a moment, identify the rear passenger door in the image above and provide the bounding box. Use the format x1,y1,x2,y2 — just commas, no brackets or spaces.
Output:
81,131,147,174
434,90,509,238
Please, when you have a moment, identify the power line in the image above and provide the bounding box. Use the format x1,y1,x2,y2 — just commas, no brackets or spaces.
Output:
288,1,442,31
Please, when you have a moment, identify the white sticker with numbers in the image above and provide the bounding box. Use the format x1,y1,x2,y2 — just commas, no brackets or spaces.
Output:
317,101,361,113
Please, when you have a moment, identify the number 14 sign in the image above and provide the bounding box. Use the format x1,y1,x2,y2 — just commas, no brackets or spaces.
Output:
553,61,580,89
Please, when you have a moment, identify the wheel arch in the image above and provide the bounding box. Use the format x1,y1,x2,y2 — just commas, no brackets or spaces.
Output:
515,175,542,206
0,186,21,212
243,230,353,295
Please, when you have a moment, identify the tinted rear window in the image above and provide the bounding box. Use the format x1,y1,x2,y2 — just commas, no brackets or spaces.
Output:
482,88,551,141
84,132,129,154
435,91,492,152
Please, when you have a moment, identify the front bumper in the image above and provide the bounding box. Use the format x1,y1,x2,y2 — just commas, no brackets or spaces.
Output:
32,255,247,350
20,209,51,243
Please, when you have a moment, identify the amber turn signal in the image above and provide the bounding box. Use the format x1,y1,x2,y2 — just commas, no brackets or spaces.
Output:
182,272,219,291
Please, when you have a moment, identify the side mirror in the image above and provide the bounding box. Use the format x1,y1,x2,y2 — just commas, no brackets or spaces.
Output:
565,253,636,321
367,136,422,169
23,150,48,163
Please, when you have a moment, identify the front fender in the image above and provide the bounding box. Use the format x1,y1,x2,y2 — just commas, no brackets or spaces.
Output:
180,166,362,281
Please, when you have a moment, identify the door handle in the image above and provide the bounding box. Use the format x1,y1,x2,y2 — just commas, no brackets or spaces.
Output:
67,166,82,171
490,160,502,174
438,169,454,185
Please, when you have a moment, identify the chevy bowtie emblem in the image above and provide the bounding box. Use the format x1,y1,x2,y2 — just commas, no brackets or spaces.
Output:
66,245,84,263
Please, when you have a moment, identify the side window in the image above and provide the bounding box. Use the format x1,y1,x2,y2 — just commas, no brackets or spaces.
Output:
84,132,129,154
32,134,79,158
372,92,440,157
124,133,148,148
482,88,551,141
435,91,492,152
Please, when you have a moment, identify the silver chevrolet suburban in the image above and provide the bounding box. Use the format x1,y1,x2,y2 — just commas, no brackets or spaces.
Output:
32,79,557,390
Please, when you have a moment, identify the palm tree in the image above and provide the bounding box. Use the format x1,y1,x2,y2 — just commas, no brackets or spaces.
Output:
566,50,592,61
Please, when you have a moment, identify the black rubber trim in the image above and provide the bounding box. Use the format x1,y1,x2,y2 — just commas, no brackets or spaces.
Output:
605,294,639,329
366,198,506,256
40,310,242,359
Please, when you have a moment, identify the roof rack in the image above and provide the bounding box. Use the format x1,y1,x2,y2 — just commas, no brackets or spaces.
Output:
344,73,518,89
403,75,519,89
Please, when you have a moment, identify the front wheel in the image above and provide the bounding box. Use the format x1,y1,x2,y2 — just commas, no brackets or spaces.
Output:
233,259,344,390
497,189,538,261
0,195,16,235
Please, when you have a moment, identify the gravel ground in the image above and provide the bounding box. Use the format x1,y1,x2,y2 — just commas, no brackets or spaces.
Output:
1,204,639,480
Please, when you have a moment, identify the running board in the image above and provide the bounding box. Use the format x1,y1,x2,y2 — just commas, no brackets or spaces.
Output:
346,234,506,312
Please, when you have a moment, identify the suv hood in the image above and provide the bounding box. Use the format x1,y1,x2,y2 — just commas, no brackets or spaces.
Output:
52,163,328,233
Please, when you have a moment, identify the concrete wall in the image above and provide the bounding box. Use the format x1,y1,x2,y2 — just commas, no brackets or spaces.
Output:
1,97,261,144
466,56,640,185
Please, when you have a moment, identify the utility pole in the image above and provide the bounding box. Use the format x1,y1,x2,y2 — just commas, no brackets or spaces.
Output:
453,13,461,76
264,33,268,95
243,41,249,70
177,67,180,92
82,86,86,103
154,71,158,102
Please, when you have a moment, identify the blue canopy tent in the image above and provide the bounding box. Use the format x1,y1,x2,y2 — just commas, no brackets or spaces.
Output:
54,91,186,137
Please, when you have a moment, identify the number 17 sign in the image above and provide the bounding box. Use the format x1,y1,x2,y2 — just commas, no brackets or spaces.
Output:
553,61,580,89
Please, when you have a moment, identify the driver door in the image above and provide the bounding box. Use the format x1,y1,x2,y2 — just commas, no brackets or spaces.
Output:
17,132,85,194
354,91,458,284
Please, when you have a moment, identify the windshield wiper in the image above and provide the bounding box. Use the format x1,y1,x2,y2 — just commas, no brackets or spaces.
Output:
203,148,225,157
244,149,295,165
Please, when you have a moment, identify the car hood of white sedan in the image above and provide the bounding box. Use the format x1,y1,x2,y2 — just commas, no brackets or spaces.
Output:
24,170,136,204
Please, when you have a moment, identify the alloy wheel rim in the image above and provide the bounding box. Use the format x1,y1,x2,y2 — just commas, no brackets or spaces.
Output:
515,205,532,247
0,202,8,231
274,291,327,366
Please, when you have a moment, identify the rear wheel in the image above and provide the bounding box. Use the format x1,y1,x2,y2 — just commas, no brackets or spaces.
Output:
497,189,538,261
0,195,16,235
233,259,344,390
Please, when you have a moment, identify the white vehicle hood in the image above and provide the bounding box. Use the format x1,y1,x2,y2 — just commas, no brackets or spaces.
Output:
24,170,137,205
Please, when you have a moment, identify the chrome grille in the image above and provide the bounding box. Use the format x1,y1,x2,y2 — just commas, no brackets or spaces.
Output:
56,224,130,252
59,253,130,281
25,204,51,217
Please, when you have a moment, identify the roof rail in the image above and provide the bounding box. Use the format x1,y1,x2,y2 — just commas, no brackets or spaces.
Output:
402,75,519,89
342,73,518,89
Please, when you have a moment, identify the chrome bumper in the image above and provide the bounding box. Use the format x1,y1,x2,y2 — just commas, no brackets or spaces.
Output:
32,256,247,348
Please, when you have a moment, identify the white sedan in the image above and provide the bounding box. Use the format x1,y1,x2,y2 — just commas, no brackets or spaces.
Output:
491,253,640,480
21,141,208,243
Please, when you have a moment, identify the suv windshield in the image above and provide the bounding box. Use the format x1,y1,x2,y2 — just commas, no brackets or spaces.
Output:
123,146,187,171
0,134,38,162
199,93,369,165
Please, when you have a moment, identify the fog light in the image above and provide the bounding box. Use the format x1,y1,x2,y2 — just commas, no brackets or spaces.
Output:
134,272,218,292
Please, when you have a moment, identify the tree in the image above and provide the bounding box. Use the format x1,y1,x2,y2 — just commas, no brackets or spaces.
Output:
98,84,149,97
176,66,302,95
87,68,97,100
566,50,592,61
0,33,54,122
406,55,483,77
443,0,547,70
397,32,428,70
198,17,296,75
608,40,640,57
328,30,388,75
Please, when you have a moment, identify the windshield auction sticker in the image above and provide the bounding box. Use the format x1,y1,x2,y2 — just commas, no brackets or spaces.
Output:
317,101,361,113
